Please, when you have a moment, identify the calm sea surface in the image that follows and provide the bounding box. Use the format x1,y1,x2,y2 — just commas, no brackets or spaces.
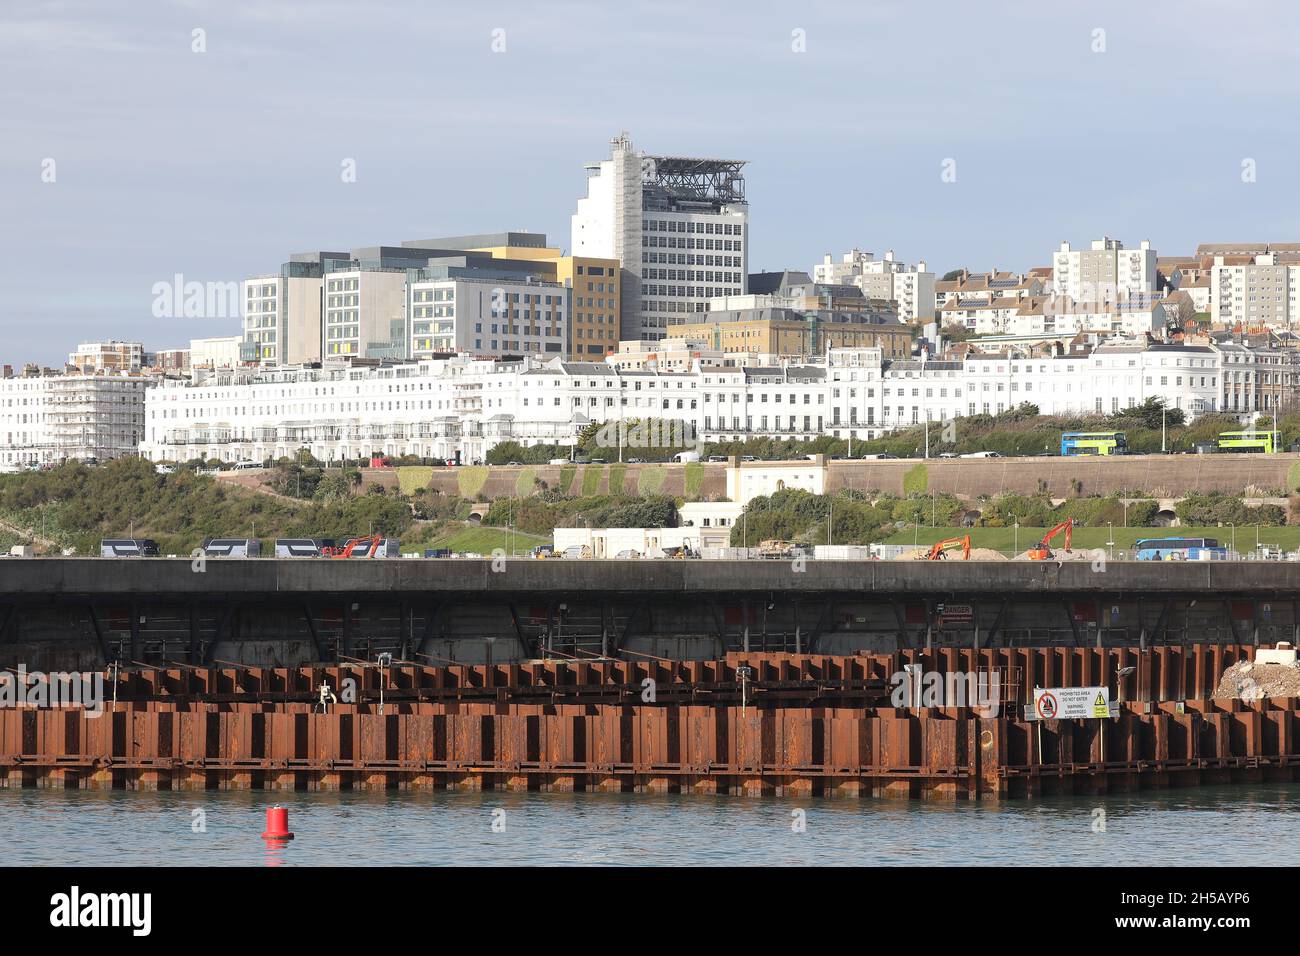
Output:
1,785,1296,866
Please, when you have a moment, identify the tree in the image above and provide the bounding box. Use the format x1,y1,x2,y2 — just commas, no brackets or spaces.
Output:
941,269,966,282
1110,396,1184,430
1165,290,1197,327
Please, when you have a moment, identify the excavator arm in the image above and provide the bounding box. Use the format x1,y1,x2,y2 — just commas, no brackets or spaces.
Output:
1027,520,1074,560
927,535,971,560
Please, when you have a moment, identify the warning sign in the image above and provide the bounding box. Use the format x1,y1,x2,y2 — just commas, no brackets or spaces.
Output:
1032,686,1110,720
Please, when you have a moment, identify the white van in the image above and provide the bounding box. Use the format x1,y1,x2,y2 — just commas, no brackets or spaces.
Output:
673,451,701,463
958,451,1002,459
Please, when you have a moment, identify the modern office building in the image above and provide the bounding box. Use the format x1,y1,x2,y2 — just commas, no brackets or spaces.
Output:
572,133,747,342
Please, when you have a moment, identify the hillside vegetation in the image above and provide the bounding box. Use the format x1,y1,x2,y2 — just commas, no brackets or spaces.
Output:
0,458,412,556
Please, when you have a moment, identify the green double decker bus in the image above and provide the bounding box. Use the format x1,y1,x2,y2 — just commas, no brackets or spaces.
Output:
1060,431,1127,456
1218,430,1275,454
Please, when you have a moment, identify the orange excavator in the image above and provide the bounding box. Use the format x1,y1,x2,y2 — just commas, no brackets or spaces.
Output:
926,535,971,560
1027,520,1074,560
324,535,384,559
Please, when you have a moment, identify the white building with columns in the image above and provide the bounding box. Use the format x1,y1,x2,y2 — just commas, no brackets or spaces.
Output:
139,341,1232,464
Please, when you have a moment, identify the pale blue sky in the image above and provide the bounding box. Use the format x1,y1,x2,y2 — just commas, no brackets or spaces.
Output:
4,0,1299,365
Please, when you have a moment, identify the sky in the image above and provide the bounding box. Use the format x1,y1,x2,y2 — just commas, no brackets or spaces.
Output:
4,0,1300,366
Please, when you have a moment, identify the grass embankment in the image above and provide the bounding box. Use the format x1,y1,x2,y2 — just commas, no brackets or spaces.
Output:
425,526,550,554
882,525,1300,555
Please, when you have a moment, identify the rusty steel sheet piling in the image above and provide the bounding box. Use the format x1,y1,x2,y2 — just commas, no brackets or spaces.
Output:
0,647,1294,799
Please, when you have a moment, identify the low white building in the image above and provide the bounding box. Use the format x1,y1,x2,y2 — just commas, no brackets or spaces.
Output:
553,525,728,556
190,336,244,369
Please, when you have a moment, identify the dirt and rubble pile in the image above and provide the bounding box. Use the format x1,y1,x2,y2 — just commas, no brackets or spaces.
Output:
1213,659,1300,700
899,547,1008,561
1011,548,1101,562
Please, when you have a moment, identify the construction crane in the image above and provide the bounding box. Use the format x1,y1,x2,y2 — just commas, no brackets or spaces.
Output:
926,536,971,560
324,535,384,559
1027,520,1074,560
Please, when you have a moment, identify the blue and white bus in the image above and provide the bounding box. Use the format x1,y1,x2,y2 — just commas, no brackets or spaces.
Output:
1134,537,1229,561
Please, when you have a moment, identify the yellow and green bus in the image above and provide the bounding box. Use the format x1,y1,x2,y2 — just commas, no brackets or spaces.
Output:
1060,431,1127,456
1217,430,1275,454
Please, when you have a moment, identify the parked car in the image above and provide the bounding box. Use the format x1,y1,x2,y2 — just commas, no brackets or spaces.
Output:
740,455,757,462
707,455,726,462
627,457,645,464
561,545,592,559
232,460,261,471
937,452,958,459
155,463,176,475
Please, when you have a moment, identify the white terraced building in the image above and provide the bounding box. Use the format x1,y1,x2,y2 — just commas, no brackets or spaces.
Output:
0,373,148,469
139,342,1231,464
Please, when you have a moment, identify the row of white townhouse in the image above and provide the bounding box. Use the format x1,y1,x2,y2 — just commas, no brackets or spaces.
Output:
135,343,1248,464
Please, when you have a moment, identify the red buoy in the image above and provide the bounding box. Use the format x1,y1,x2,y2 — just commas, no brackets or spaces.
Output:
261,806,294,841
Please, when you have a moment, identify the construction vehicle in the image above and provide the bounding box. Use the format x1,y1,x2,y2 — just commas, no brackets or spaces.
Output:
1027,520,1074,560
926,536,971,560
323,535,392,559
758,539,794,559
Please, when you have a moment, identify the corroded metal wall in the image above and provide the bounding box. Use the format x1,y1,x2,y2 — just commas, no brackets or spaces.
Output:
0,648,1292,799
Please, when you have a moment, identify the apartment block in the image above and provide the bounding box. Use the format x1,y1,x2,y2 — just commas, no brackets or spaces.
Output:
1209,254,1300,329
67,341,144,373
814,249,935,322
1052,237,1156,301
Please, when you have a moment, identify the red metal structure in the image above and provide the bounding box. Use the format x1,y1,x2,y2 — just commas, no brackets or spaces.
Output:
1028,520,1073,560
927,536,971,560
323,535,383,559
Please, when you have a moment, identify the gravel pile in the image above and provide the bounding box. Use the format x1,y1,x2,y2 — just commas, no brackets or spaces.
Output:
1213,659,1300,700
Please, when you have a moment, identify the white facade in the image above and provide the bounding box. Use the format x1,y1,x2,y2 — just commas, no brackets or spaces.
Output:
408,277,568,359
190,336,243,369
0,373,148,468
138,343,1233,465
1052,237,1157,301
